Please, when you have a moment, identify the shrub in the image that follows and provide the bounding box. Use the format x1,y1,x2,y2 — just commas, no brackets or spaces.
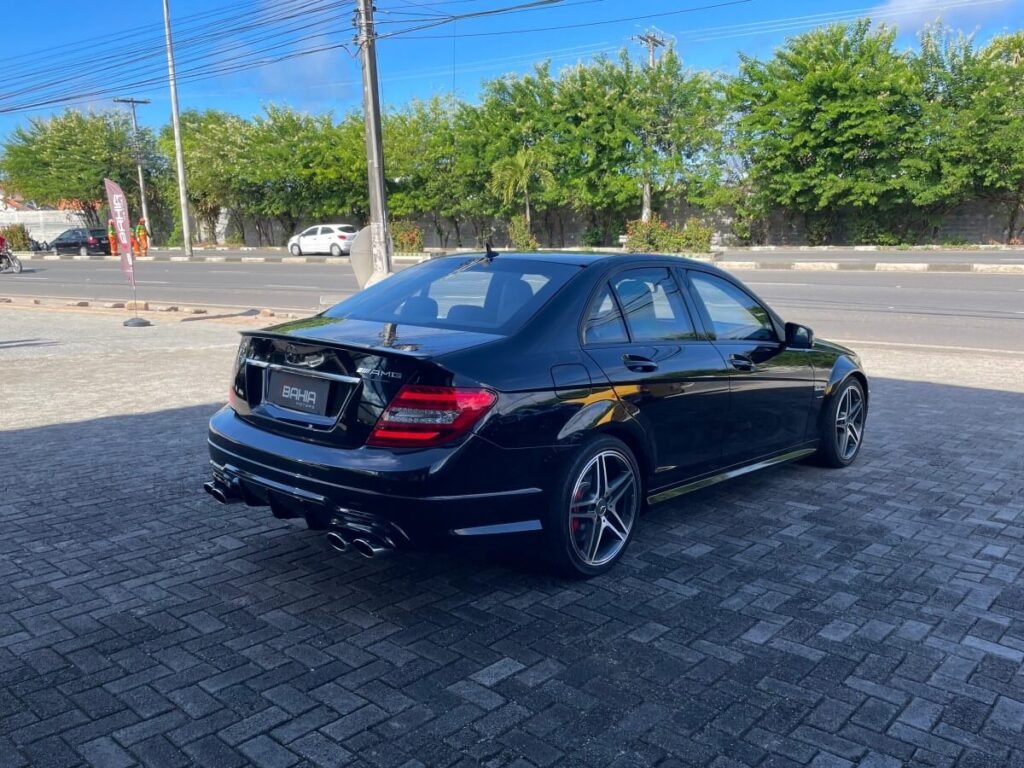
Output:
580,225,604,247
677,217,713,253
624,215,712,254
624,216,669,252
507,215,539,251
391,220,423,252
0,223,31,250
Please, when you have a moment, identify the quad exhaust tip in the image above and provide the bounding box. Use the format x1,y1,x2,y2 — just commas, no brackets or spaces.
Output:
204,480,241,505
325,530,350,553
325,530,394,558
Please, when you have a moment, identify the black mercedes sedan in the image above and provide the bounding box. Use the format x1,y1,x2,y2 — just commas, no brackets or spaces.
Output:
205,253,867,577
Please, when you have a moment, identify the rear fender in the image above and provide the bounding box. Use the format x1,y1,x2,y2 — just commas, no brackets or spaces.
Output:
555,396,655,484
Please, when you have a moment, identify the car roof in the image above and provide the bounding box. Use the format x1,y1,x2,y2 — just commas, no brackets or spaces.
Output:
444,251,729,276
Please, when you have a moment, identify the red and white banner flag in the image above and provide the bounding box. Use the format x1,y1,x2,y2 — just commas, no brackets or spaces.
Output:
103,178,135,288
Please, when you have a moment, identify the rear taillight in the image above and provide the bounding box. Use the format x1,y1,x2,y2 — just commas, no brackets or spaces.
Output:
87,236,97,245
338,234,348,239
367,385,496,447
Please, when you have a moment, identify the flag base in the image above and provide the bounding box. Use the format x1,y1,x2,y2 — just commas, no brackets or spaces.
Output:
123,317,152,328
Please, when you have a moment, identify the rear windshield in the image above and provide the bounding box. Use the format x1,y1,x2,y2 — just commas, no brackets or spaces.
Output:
324,256,579,334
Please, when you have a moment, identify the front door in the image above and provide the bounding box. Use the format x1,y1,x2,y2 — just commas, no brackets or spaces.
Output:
685,271,816,466
583,267,731,489
297,226,320,254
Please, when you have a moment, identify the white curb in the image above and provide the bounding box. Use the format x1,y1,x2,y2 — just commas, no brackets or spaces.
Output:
875,263,929,271
792,262,840,270
972,263,1024,273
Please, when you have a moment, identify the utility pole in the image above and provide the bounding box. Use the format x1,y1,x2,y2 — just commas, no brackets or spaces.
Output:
113,97,152,235
635,31,666,68
355,0,393,279
162,0,193,257
633,30,667,222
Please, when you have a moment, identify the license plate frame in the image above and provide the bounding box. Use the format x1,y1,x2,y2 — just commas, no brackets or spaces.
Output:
266,370,332,417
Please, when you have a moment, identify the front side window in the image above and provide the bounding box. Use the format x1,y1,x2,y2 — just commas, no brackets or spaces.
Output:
610,268,696,342
689,273,776,341
583,284,628,344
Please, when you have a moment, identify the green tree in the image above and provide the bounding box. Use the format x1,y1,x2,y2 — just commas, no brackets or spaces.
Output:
730,21,930,242
1,110,154,226
972,33,1024,240
489,147,555,233
386,97,466,246
158,109,249,242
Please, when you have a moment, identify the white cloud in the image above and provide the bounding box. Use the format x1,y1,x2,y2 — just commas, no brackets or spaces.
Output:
870,0,1015,32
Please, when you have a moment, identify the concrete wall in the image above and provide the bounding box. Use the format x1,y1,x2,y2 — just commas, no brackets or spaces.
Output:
205,196,1023,249
0,208,87,243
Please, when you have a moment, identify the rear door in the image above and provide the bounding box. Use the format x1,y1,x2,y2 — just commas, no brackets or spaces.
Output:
684,270,816,465
319,226,335,252
582,266,731,488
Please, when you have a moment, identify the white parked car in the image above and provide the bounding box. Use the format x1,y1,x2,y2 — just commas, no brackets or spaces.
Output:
287,224,358,256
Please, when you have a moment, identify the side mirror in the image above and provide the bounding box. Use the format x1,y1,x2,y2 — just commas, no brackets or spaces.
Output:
785,322,814,349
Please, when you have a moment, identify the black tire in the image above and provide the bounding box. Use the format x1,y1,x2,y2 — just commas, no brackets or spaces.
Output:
816,377,867,468
290,243,302,256
79,246,88,257
544,435,642,578
330,243,342,257
10,255,22,274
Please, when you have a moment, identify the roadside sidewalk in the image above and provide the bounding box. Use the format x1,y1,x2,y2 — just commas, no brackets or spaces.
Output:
14,247,1024,274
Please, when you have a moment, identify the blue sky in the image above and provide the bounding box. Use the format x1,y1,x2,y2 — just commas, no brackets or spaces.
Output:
0,0,1020,138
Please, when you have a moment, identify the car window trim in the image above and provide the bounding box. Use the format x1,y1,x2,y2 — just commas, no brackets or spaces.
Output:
581,279,632,347
684,268,783,343
610,265,701,345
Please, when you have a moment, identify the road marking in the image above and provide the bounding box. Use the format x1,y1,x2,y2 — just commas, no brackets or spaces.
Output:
208,270,250,275
135,280,169,285
745,282,809,287
266,283,318,289
835,338,1024,355
11,276,48,280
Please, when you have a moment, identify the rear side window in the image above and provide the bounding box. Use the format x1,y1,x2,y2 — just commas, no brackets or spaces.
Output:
611,268,696,342
320,226,334,235
689,273,776,341
584,284,628,344
325,257,578,334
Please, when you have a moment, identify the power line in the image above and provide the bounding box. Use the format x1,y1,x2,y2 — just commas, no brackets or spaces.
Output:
0,2,354,114
380,0,754,39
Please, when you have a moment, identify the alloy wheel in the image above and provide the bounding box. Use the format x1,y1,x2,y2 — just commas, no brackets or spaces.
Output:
835,384,865,461
568,450,639,567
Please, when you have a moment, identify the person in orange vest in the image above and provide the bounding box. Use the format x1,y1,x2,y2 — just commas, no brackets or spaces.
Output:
135,218,149,258
130,230,140,260
107,219,118,256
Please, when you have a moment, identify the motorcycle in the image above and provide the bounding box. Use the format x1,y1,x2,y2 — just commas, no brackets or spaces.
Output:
1,243,23,273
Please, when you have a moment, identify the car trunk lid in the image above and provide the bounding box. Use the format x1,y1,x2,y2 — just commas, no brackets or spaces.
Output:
230,317,501,447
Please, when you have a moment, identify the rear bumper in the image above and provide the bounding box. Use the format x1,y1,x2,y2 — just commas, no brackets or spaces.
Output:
206,406,561,543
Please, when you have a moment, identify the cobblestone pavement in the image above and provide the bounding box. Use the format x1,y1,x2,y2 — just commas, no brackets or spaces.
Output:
2,308,1023,767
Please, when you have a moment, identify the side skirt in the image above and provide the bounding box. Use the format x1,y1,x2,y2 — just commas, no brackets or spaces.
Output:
647,447,817,506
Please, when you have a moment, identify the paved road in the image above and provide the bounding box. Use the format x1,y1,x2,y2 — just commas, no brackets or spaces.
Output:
2,260,1022,352
3,307,1023,767
719,248,1024,264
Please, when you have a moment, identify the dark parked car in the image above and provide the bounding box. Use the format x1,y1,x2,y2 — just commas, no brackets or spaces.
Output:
49,227,111,256
205,253,868,576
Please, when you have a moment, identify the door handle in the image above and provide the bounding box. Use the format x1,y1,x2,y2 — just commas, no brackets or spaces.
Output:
729,354,755,372
623,354,658,373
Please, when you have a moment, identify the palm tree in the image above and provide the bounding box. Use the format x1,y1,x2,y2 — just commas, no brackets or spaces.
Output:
489,147,555,233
